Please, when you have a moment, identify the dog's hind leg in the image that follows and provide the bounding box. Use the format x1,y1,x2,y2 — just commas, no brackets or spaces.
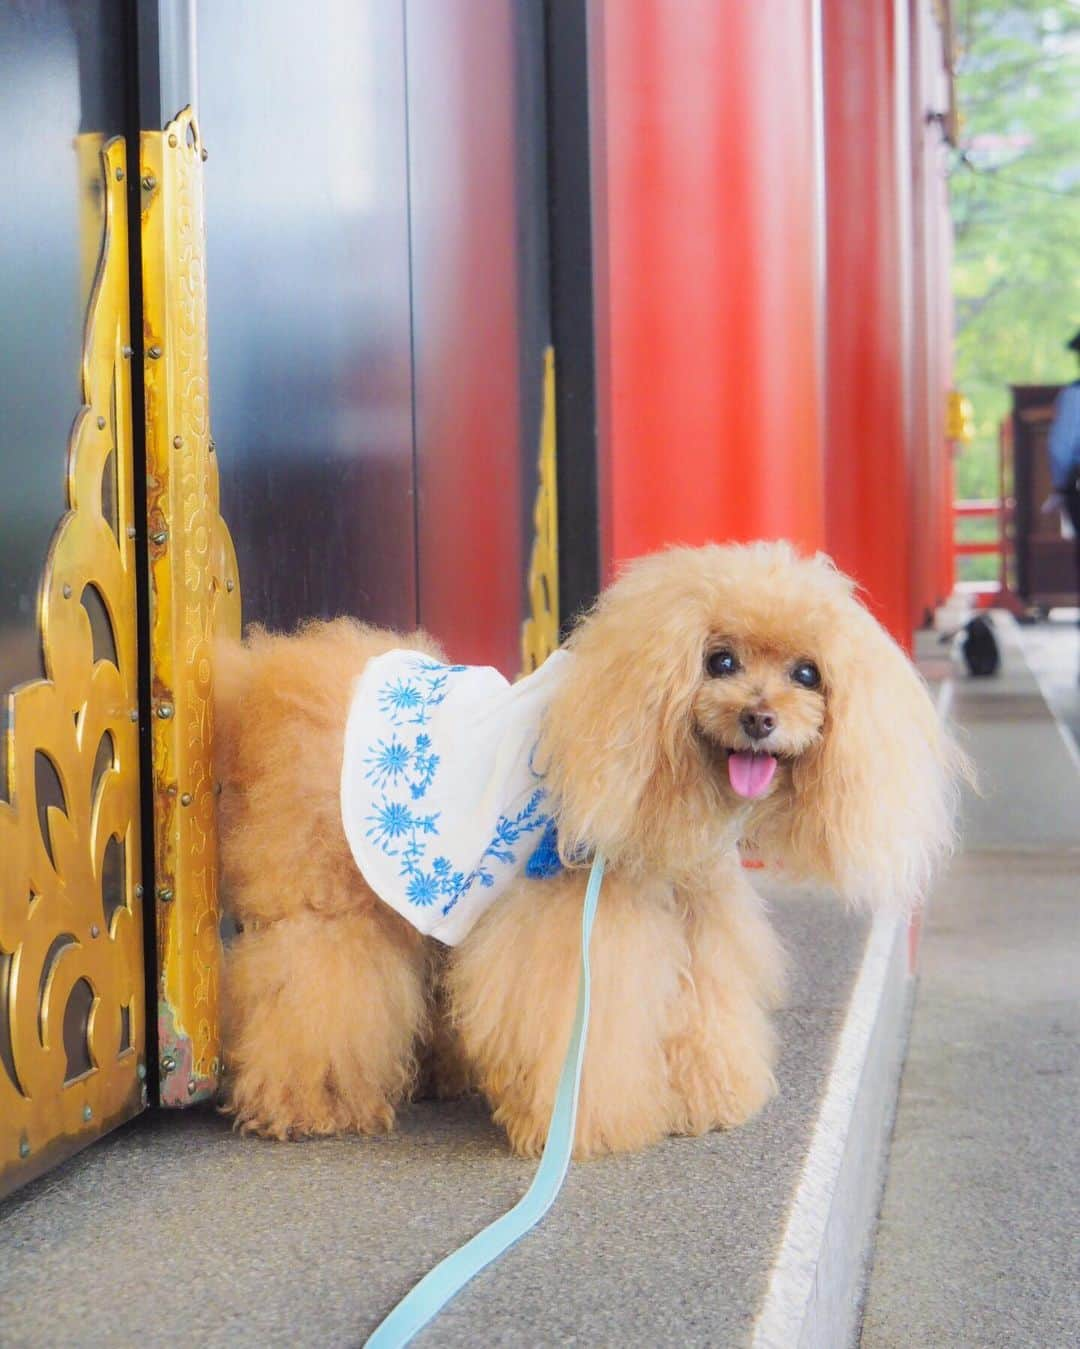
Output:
221,907,428,1139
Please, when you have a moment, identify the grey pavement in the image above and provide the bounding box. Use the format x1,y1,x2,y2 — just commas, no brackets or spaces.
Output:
1,894,868,1348
860,619,1080,1349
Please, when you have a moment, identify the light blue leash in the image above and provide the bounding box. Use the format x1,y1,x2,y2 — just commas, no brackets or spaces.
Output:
364,852,608,1348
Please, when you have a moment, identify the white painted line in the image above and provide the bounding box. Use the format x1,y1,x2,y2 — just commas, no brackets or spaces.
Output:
750,911,905,1349
750,676,954,1349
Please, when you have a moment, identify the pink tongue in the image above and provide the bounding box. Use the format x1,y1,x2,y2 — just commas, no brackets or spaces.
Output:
728,751,778,799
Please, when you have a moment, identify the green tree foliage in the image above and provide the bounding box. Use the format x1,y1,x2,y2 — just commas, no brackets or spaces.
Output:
952,0,1080,507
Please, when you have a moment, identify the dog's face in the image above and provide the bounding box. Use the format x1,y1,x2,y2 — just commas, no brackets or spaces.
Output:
692,638,827,802
541,541,966,909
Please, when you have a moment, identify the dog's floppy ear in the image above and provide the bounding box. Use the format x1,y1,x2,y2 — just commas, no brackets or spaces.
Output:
752,604,967,910
537,567,708,868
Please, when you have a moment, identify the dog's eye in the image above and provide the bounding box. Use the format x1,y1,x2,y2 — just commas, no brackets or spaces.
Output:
791,660,822,690
706,648,740,678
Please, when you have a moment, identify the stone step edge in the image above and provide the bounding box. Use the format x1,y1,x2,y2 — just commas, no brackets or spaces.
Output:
748,678,956,1349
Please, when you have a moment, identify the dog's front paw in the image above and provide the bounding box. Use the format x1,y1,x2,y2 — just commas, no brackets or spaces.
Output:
667,1029,778,1135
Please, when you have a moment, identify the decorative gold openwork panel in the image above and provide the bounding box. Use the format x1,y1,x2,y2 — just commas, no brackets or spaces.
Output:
521,346,560,674
0,137,145,1195
140,108,241,1106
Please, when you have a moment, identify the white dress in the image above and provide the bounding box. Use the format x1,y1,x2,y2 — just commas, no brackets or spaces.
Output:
339,648,572,945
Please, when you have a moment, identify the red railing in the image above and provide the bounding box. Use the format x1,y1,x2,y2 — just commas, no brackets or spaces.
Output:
954,498,1001,558
952,494,1016,606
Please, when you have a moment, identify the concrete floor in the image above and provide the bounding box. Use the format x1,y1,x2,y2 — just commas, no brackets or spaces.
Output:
860,619,1080,1348
1,895,869,1349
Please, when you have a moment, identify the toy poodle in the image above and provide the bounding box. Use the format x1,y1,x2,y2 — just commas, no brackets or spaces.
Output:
214,541,964,1156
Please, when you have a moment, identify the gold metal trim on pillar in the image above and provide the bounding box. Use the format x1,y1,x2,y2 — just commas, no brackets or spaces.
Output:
140,108,240,1106
520,347,560,674
0,137,145,1195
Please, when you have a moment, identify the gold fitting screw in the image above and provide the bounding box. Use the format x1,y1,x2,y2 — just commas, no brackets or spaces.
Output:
97,415,107,430
180,792,192,807
187,1079,197,1096
157,886,174,903
129,708,139,722
147,344,162,360
19,1137,30,1159
141,173,156,190
82,1104,92,1122
225,578,235,593
121,345,133,359
134,883,144,899
201,147,209,162
168,134,178,148
161,1053,176,1073
62,583,72,599
173,435,183,449
115,166,125,181
156,703,174,720
90,923,100,938
150,529,168,545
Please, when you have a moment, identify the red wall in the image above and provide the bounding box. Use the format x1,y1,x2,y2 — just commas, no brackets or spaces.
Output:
821,0,914,645
590,0,957,650
592,0,825,574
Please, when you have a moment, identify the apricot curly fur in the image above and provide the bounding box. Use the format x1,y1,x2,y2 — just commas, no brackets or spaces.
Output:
215,544,966,1154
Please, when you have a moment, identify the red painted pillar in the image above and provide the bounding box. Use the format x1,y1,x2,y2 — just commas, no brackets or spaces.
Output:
822,0,914,648
591,0,826,575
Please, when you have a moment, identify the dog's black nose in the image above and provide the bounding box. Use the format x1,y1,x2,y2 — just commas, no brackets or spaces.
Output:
740,707,777,740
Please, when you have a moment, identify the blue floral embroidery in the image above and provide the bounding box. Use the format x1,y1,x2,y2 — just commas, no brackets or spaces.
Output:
359,654,552,918
363,736,411,790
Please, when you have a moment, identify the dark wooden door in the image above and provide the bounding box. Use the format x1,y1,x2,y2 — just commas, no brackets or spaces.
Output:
1011,385,1074,608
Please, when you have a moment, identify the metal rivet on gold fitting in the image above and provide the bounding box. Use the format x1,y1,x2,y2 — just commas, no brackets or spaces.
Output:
168,133,178,148
134,883,144,899
150,529,168,545
156,703,174,719
122,345,133,359
147,345,162,360
19,1137,30,1159
97,415,107,430
208,438,216,454
115,167,124,181
126,525,137,539
225,579,235,592
90,923,100,938
62,583,72,599
136,1062,147,1081
180,792,192,807
161,1053,176,1073
157,886,174,903
82,1104,93,1121
173,435,183,449
141,174,156,190
201,147,209,161
129,708,139,722
187,1079,197,1095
